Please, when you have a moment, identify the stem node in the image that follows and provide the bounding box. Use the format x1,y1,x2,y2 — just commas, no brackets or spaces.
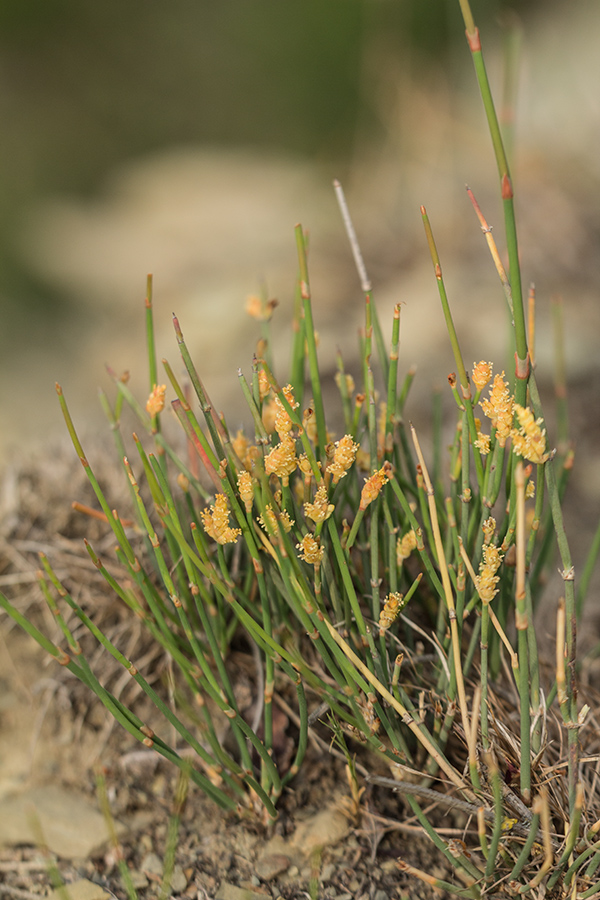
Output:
501,174,513,199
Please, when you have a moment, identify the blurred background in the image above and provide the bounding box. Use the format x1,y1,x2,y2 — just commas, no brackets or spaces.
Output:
0,0,599,459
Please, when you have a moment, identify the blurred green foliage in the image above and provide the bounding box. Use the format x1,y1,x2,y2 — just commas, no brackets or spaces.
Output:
0,0,531,325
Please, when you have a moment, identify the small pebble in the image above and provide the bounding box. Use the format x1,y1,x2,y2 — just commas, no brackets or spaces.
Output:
255,854,291,882
129,871,149,889
216,883,270,900
170,864,188,894
380,859,398,873
140,852,163,880
47,881,111,900
139,834,153,854
320,863,336,882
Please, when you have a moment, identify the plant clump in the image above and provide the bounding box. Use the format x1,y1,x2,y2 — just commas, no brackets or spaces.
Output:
2,1,600,897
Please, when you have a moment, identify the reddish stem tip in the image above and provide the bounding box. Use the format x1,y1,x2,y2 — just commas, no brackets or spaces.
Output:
501,174,514,200
172,314,183,340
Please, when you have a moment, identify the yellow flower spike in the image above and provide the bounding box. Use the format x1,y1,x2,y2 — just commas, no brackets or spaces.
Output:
359,461,393,511
482,517,496,543
258,504,294,534
335,372,355,395
282,513,296,536
526,480,535,500
480,371,514,447
232,430,260,470
379,592,408,631
237,470,255,513
261,397,278,434
296,533,324,566
474,432,491,455
246,445,260,470
245,294,278,322
274,408,293,438
200,494,242,545
472,360,492,391
511,404,550,465
481,375,512,440
245,294,263,320
257,504,278,534
304,484,334,524
396,529,417,565
257,368,271,402
282,384,297,407
326,434,359,484
302,406,318,444
146,384,166,416
264,435,298,485
298,454,313,480
232,429,249,463
272,383,299,440
477,542,504,604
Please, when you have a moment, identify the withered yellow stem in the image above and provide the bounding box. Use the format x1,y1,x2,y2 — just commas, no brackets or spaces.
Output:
466,186,513,318
458,536,478,586
487,606,518,671
527,787,554,888
411,425,471,746
322,616,473,799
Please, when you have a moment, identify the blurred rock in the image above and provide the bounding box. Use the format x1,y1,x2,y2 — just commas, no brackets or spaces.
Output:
0,784,124,859
47,880,113,900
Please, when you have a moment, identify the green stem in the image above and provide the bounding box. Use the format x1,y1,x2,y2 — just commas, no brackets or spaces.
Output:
420,208,483,486
457,1,529,401
295,225,327,459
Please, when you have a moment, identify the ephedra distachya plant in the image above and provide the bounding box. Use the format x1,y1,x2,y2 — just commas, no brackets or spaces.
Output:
2,0,600,896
